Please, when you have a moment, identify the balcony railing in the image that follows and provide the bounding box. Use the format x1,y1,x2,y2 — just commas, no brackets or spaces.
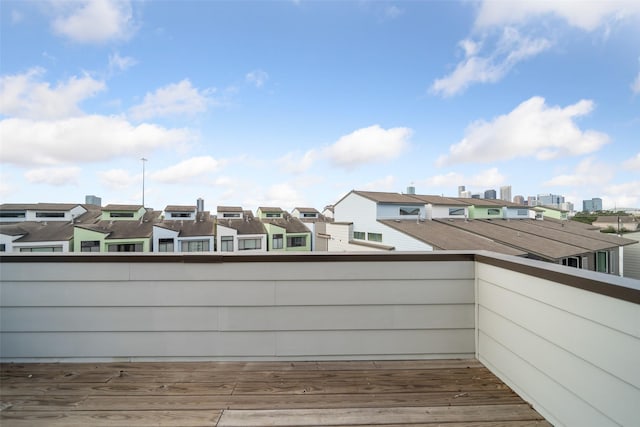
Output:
1,251,638,427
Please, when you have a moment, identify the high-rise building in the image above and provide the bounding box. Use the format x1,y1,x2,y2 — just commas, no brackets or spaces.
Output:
538,193,565,208
460,190,472,198
85,195,102,206
583,198,603,212
500,185,512,202
528,196,538,206
484,189,497,199
513,195,525,205
458,186,466,197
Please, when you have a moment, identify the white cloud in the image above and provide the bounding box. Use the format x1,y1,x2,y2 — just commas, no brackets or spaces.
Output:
437,96,610,166
11,9,23,24
25,166,81,186
469,167,506,187
51,0,135,43
384,6,404,20
262,183,306,209
245,70,269,88
623,152,640,170
474,1,640,31
632,71,640,94
129,79,212,121
431,27,551,97
0,115,191,166
278,149,318,174
98,168,138,190
149,156,223,184
420,172,465,188
362,175,396,192
325,125,412,169
108,52,137,73
603,181,640,209
544,157,614,187
0,67,105,119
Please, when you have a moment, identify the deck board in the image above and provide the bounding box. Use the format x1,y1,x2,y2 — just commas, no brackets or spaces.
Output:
0,359,551,427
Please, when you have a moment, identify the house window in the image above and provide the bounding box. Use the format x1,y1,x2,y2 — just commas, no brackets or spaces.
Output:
517,210,528,216
221,236,234,252
266,213,281,218
400,207,420,216
562,257,581,268
0,244,5,252
287,236,307,247
107,243,143,252
596,251,609,273
170,212,191,218
0,211,25,218
367,232,382,242
223,213,240,218
239,238,261,250
449,208,465,216
487,208,501,215
158,238,174,252
353,231,365,240
110,212,134,218
272,234,283,249
81,241,100,252
302,213,317,218
36,212,65,218
181,240,209,252
19,247,62,252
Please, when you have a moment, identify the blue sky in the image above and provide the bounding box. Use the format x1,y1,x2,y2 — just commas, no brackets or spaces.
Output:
1,1,639,212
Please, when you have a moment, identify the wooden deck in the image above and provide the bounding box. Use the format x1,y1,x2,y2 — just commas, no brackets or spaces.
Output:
1,359,550,426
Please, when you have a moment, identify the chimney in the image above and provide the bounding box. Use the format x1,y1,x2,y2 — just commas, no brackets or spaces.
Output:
197,198,204,213
406,185,415,195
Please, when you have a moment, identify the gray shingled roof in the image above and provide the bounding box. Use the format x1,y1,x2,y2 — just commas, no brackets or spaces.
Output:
102,204,143,211
258,207,284,213
352,191,424,204
155,212,215,237
0,203,82,211
379,219,526,256
435,218,592,260
164,205,196,212
76,210,160,239
217,211,267,235
408,195,471,206
294,207,320,214
217,206,243,212
261,213,311,234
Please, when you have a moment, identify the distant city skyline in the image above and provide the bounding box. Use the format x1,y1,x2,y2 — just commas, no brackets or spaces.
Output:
1,1,639,211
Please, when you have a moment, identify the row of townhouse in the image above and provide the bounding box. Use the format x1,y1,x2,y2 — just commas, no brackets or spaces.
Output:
1,192,636,276
0,203,328,254
327,190,637,276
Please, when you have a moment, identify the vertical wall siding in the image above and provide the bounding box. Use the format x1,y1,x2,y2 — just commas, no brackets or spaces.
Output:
0,259,475,361
476,262,640,427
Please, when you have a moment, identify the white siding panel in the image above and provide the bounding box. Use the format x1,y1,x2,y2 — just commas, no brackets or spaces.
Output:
218,305,474,331
624,233,640,279
479,279,640,387
479,331,616,427
477,263,640,337
276,329,474,357
0,262,131,281
1,307,219,332
0,281,277,306
479,308,636,427
1,332,277,358
276,279,473,305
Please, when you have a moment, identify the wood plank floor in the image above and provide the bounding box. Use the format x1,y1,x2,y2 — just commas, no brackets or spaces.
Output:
1,359,551,426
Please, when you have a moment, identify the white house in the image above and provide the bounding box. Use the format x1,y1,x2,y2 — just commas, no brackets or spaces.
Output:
153,205,215,252
0,203,88,223
216,209,267,253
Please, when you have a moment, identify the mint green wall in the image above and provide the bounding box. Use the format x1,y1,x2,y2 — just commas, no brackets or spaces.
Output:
100,207,146,221
284,232,311,252
256,208,282,219
105,237,151,252
468,206,503,219
73,227,107,252
73,227,150,252
263,223,286,251
538,208,568,220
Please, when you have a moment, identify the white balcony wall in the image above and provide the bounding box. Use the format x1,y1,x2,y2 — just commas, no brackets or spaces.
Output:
476,258,640,427
0,256,475,362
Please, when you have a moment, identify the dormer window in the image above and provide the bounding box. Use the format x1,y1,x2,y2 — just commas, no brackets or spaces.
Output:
399,207,420,216
223,213,241,218
302,213,318,218
0,211,25,218
487,208,501,216
36,212,65,218
110,212,134,218
170,212,191,218
266,213,281,218
449,208,465,216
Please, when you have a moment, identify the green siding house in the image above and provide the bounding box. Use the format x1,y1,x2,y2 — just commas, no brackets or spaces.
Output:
257,207,311,252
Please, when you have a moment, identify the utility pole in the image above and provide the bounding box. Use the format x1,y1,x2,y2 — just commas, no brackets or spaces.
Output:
141,157,147,207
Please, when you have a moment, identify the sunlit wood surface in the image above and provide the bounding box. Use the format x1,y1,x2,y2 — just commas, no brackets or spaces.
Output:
1,359,550,426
